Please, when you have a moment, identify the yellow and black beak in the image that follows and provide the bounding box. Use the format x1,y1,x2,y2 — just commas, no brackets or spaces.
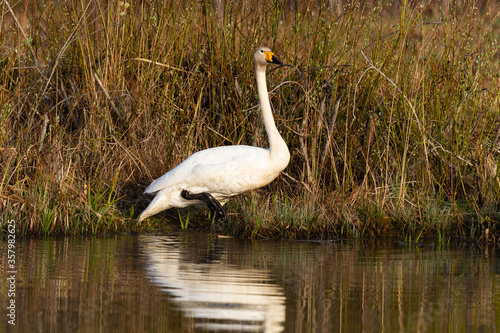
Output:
264,51,283,66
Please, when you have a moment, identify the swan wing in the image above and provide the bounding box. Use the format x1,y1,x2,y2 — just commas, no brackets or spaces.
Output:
144,145,269,195
190,147,274,196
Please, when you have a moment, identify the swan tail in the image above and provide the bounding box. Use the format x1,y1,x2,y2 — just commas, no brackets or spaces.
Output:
137,194,172,223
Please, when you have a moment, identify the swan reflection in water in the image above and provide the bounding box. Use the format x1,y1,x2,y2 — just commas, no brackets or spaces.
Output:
139,235,286,332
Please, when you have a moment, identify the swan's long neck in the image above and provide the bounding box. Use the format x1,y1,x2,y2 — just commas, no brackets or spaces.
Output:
255,64,289,163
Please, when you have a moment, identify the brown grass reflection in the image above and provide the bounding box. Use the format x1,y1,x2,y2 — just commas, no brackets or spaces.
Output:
0,235,498,332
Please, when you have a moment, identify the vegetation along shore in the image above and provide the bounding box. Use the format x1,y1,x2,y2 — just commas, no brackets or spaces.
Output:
1,0,499,243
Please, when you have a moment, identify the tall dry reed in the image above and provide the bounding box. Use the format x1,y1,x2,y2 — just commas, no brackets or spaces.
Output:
0,0,499,239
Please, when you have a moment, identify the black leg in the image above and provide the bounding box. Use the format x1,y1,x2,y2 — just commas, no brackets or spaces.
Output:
181,190,227,222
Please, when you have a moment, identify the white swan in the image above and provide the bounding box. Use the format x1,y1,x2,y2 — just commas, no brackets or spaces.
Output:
137,47,290,222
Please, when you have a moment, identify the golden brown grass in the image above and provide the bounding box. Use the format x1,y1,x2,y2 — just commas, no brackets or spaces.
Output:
1,0,499,242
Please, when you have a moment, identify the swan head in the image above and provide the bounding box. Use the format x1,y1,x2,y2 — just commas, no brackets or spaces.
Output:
254,47,283,67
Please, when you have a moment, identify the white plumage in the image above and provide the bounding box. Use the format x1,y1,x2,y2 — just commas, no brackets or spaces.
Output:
137,47,290,222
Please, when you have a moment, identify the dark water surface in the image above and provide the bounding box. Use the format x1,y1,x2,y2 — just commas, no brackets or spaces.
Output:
1,233,499,332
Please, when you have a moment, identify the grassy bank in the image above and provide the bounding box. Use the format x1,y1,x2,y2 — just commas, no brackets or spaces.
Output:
1,0,499,242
